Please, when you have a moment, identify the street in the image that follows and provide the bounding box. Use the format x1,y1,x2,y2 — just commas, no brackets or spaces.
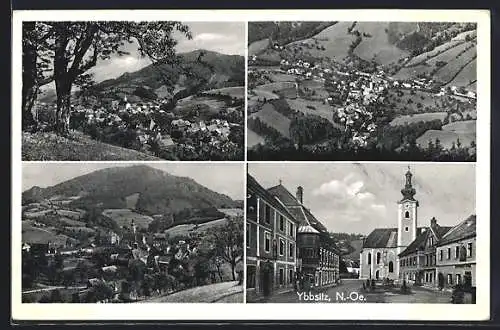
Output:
258,279,452,303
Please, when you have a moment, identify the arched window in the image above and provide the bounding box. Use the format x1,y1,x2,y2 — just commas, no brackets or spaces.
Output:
367,252,371,264
376,252,381,264
405,211,410,218
388,261,394,273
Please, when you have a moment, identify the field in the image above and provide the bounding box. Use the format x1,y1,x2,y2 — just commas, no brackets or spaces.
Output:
298,79,330,100
249,89,279,102
22,223,71,245
435,46,476,84
125,193,140,209
416,120,476,150
286,99,337,124
353,22,410,65
405,40,462,66
446,59,476,87
164,218,228,238
269,73,297,82
249,38,269,56
58,217,87,227
202,86,245,99
247,128,266,148
389,112,447,126
249,103,291,138
387,90,439,113
101,209,154,229
286,22,356,62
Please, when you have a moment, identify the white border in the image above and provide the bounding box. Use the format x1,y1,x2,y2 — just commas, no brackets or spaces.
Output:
12,9,490,321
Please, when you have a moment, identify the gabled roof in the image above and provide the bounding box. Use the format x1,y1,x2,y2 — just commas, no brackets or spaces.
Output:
247,174,297,223
437,215,476,246
267,184,302,206
363,228,398,248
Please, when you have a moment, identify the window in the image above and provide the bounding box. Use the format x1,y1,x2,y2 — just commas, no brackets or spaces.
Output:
447,248,451,260
279,268,284,285
289,223,294,237
439,249,443,261
405,211,410,218
279,238,285,256
455,246,460,259
246,223,250,248
405,227,409,232
467,242,473,257
264,232,271,253
264,205,271,224
279,215,284,231
376,252,381,264
447,274,453,285
289,242,294,258
368,252,371,265
389,261,394,273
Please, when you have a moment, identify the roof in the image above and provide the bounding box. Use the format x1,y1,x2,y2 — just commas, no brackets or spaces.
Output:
363,228,398,248
247,174,297,224
267,184,302,206
298,224,320,234
437,215,476,246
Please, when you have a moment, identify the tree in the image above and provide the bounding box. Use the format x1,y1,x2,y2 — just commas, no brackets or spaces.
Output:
205,216,243,281
30,21,191,135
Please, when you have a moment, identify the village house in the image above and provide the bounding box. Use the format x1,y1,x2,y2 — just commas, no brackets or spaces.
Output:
398,217,452,286
435,215,476,290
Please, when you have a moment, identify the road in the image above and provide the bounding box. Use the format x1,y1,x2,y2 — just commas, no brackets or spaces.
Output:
260,279,452,303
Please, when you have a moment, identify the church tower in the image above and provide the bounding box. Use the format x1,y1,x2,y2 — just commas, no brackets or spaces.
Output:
397,166,419,248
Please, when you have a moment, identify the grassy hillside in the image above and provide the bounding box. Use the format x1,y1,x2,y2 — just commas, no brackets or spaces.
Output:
22,131,160,161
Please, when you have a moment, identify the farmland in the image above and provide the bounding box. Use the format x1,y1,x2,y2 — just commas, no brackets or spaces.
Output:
101,209,154,229
202,86,245,99
286,99,337,124
286,22,356,62
247,128,266,148
389,112,447,126
249,103,291,138
353,22,410,65
249,38,269,56
446,59,476,87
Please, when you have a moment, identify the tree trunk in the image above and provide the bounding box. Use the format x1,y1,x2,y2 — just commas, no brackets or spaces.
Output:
231,262,236,281
22,22,38,130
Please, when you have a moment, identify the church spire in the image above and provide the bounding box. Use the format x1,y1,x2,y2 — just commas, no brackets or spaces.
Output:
401,166,416,201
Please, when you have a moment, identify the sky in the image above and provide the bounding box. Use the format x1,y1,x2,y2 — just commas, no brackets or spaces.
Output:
89,22,245,82
22,163,245,200
248,163,476,235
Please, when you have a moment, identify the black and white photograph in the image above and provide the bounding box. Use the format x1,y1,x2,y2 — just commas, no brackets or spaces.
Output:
246,163,476,304
21,21,245,161
21,163,244,303
247,22,478,161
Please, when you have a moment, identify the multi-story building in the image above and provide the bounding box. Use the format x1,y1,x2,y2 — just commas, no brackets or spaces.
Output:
266,183,340,289
398,217,452,286
246,174,300,300
435,215,476,290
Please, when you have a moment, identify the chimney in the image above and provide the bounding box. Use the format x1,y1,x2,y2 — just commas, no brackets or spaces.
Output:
296,186,303,204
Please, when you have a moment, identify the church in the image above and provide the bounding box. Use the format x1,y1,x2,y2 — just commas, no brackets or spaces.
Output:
359,167,422,281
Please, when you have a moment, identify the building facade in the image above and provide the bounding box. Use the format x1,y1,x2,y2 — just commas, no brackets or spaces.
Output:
246,174,300,300
435,215,476,290
266,183,340,289
399,217,451,286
